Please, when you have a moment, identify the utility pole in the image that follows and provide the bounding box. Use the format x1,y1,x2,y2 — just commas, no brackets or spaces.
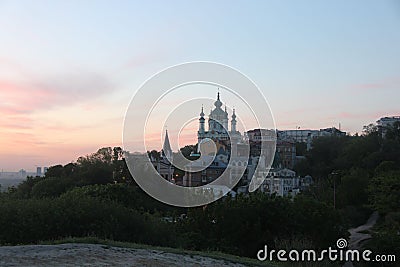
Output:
331,171,339,209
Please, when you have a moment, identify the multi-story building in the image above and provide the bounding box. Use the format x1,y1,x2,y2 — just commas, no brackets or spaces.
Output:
275,140,296,169
377,116,400,128
261,169,313,197
183,147,229,187
278,127,346,150
19,169,27,178
247,129,295,169
36,167,42,177
377,116,400,137
261,168,300,197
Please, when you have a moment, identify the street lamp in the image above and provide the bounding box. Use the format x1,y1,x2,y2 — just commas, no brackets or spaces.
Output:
330,171,339,209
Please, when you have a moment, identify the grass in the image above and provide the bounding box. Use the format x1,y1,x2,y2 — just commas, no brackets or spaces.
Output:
38,237,281,267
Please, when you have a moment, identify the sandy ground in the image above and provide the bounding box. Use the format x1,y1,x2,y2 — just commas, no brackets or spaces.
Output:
0,243,248,267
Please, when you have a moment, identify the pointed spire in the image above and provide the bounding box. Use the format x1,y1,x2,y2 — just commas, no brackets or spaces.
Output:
163,129,172,156
231,108,237,132
200,105,204,117
214,89,222,109
232,108,236,119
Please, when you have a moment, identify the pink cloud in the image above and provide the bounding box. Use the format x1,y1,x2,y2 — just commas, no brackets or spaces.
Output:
329,110,399,120
0,71,115,134
0,71,114,115
351,76,400,92
0,80,54,115
0,59,129,170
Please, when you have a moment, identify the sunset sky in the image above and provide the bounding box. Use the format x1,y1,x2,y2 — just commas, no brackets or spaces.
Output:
1,1,399,171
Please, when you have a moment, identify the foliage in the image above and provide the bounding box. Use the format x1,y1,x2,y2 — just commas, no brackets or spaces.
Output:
0,194,174,246
62,183,184,214
368,171,400,215
177,193,345,257
31,177,75,199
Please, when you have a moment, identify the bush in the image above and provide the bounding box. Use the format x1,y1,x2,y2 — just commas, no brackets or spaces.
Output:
31,177,76,198
0,194,174,246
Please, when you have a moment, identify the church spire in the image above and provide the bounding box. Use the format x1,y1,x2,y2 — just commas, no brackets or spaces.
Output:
231,108,237,132
163,129,172,160
214,90,222,109
199,105,205,134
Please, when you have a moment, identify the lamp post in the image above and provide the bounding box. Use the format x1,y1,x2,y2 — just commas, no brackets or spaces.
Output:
331,171,339,209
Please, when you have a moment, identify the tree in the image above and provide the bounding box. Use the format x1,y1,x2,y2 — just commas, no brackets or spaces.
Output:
362,123,378,136
368,171,400,215
384,121,400,141
31,177,75,198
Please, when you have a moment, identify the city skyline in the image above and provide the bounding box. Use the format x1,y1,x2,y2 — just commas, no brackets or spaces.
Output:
1,0,399,171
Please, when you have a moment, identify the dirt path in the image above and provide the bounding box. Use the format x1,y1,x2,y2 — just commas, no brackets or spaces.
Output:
342,211,379,267
0,243,248,267
347,211,379,251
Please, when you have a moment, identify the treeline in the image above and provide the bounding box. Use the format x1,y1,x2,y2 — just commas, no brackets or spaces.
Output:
0,123,398,264
0,147,345,260
0,182,345,259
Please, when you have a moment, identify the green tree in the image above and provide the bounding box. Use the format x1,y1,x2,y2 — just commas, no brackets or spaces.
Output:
368,171,400,215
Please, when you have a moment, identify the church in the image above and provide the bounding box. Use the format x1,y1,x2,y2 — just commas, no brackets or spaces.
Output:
197,91,242,148
182,92,249,187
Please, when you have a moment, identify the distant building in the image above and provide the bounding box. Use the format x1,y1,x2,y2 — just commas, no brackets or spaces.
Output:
300,175,313,190
245,155,270,186
18,169,27,179
377,116,400,128
275,140,296,169
377,116,400,137
278,129,315,143
278,127,346,150
44,167,48,175
260,168,313,197
247,128,276,143
36,167,42,177
247,129,296,169
183,147,229,187
247,129,277,158
182,143,249,187
262,168,298,196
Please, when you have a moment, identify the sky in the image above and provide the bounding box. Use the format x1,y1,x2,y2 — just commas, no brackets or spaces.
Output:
0,0,399,171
